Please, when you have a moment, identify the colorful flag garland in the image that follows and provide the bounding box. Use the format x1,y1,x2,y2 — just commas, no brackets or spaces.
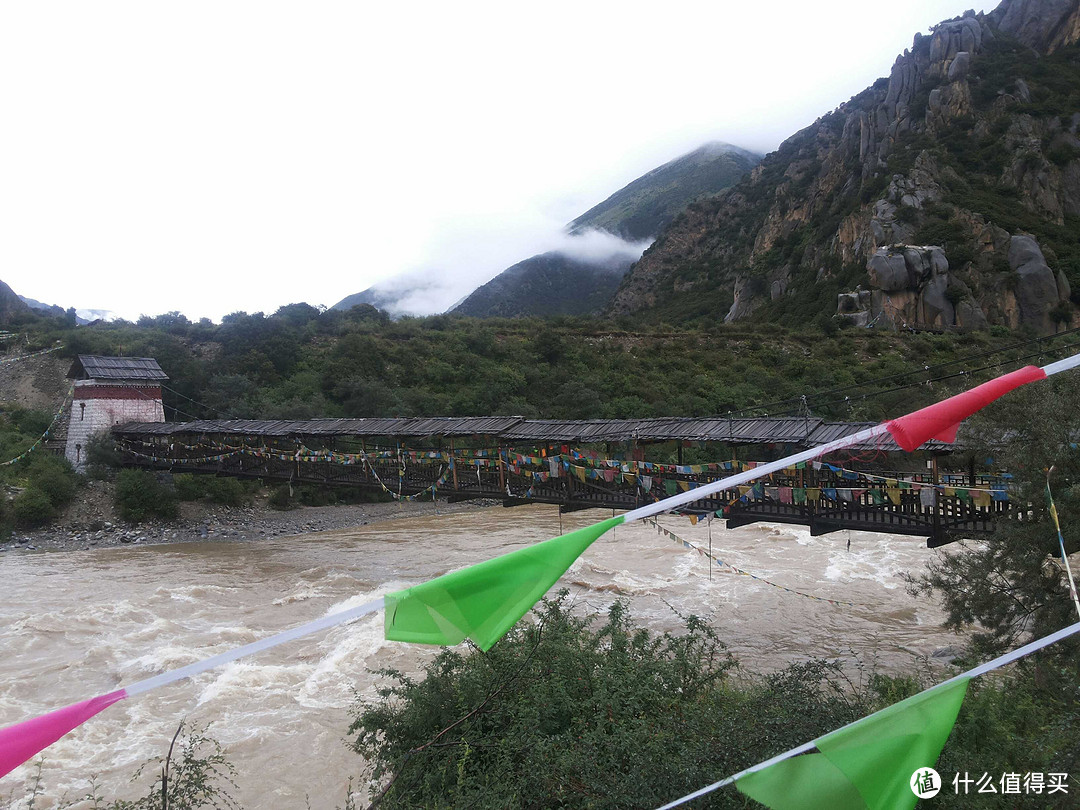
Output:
0,386,74,467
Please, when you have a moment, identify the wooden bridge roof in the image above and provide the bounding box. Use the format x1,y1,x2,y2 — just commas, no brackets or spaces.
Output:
113,415,957,451
112,416,525,438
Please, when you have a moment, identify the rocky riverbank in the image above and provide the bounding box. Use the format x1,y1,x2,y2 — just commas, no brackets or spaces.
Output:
1,479,497,553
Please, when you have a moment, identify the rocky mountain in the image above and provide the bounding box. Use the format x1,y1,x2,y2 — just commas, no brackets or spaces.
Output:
0,279,31,325
452,252,634,318
612,0,1080,335
568,142,763,241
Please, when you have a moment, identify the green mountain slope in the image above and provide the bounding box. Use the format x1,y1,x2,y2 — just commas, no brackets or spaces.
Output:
568,142,762,241
612,0,1080,335
452,252,633,318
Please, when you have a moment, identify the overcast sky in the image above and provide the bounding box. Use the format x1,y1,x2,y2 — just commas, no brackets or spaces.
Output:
0,0,999,322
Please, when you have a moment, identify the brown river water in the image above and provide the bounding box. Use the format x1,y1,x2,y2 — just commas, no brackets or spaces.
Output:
0,505,963,808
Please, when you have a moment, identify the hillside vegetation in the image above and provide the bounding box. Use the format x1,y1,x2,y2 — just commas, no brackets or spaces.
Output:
3,301,1078,430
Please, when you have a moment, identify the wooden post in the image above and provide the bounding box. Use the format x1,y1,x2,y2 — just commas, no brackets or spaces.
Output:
932,454,941,540
450,438,459,491
677,441,684,465
498,442,506,492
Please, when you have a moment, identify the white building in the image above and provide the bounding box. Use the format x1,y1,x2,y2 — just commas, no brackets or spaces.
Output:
64,355,168,471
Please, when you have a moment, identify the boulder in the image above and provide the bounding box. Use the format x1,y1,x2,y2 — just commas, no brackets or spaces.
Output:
868,251,910,291
1008,234,1062,331
920,274,955,327
948,51,971,81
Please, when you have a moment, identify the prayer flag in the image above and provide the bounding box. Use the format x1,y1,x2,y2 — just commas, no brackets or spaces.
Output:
737,678,969,810
886,365,1046,451
384,516,623,651
0,690,127,779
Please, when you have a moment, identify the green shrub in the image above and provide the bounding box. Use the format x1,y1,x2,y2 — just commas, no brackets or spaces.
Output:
350,595,871,809
86,431,123,477
298,485,335,506
174,474,250,506
27,455,77,507
202,476,248,506
13,487,55,527
173,473,204,501
944,285,965,306
115,469,178,522
268,484,297,511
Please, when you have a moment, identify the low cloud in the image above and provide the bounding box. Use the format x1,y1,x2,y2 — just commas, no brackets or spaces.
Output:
351,224,653,317
549,228,652,264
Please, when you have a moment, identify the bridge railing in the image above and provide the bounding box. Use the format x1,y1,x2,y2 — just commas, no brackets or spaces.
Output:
113,436,1016,543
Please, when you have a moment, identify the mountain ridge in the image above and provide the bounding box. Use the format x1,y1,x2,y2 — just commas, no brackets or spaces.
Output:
567,142,762,241
333,141,761,318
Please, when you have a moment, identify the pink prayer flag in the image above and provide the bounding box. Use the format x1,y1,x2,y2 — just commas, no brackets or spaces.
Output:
0,689,127,778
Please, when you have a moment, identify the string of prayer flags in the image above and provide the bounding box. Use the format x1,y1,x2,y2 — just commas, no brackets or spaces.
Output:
0,386,74,467
0,345,63,366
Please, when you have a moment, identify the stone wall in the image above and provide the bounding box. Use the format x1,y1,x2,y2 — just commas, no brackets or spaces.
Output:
65,382,165,471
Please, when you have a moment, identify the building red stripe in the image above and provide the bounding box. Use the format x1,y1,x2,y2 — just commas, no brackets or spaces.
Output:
74,386,162,401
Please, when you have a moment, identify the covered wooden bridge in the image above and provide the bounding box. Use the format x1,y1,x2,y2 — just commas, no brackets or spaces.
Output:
111,415,1012,547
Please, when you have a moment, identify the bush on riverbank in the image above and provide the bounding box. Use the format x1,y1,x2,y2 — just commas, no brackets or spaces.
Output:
0,419,79,532
115,469,179,522
350,593,1079,809
174,473,256,506
350,595,877,808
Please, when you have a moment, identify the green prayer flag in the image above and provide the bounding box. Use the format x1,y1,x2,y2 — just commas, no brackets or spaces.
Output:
737,677,969,809
384,516,623,651
664,479,678,496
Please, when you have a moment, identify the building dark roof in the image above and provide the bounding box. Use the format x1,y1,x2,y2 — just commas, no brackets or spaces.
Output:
71,355,169,382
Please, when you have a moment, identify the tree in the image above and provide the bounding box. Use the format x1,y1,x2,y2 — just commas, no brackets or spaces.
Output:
910,372,1080,657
